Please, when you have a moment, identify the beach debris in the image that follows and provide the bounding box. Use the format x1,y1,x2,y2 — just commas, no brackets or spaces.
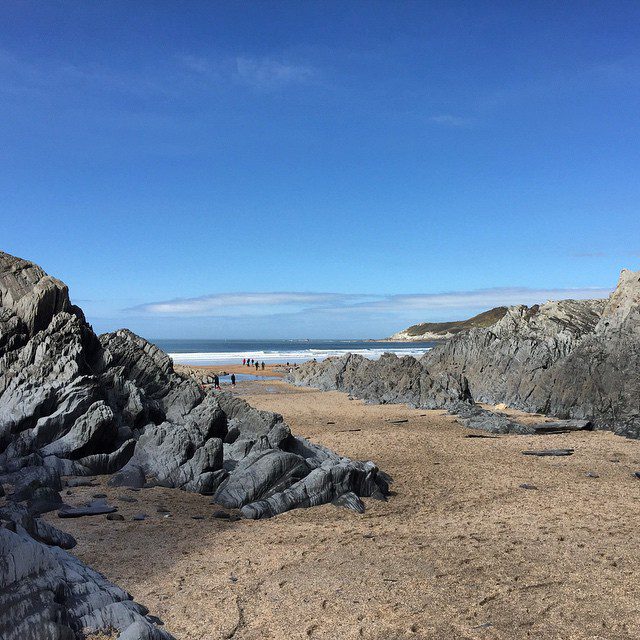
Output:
385,418,409,424
465,433,499,439
522,448,574,457
519,483,538,490
191,515,205,520
58,499,117,518
585,471,600,478
326,421,336,425
634,472,640,479
92,493,107,498
531,419,592,434
132,513,147,521
106,513,124,521
117,495,138,503
65,477,96,488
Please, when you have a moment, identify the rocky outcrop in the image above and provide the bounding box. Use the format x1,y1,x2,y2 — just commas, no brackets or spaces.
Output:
290,352,471,409
387,306,508,341
0,519,174,640
0,251,390,639
290,272,640,438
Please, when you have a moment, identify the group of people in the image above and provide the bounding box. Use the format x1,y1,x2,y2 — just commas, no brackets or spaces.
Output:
242,358,265,370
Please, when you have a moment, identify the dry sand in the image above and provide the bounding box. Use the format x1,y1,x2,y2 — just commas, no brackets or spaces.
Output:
46,378,640,640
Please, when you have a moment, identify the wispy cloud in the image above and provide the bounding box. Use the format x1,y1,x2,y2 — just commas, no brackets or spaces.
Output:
128,292,367,315
129,285,612,320
0,47,317,100
429,114,473,128
235,57,316,89
177,53,317,90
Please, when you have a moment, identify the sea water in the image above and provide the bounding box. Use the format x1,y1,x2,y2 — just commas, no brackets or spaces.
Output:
151,339,435,366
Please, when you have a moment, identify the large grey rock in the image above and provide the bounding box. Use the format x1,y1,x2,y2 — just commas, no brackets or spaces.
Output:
289,352,471,409
289,271,640,438
0,250,391,638
0,525,174,640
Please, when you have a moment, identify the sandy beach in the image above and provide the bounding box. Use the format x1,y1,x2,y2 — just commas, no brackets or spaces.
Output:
43,374,640,640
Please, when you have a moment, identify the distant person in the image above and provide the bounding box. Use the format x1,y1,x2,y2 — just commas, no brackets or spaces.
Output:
255,361,259,371
230,373,236,387
286,362,289,366
242,358,246,366
261,361,265,370
213,374,220,389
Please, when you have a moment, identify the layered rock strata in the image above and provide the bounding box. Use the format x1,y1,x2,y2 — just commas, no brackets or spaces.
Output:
289,271,640,438
0,251,389,639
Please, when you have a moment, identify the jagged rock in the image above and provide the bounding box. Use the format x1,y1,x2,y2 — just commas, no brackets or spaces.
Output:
289,352,471,409
289,270,640,439
0,526,174,640
0,251,391,638
332,491,366,513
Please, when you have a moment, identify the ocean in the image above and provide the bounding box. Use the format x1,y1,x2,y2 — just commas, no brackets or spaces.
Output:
151,339,436,366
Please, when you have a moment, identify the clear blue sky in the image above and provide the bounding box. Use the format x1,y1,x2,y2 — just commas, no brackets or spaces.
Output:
1,1,638,338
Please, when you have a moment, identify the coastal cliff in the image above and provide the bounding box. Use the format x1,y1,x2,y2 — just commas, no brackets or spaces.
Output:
387,306,508,341
0,251,389,640
290,270,640,438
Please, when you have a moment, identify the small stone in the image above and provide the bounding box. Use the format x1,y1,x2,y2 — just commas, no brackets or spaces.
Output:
132,513,146,521
117,495,138,503
191,515,205,520
107,513,124,521
92,493,107,498
519,483,538,490
156,506,170,513
585,471,599,478
522,449,574,457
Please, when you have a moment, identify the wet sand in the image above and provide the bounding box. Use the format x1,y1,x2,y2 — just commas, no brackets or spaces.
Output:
47,379,640,639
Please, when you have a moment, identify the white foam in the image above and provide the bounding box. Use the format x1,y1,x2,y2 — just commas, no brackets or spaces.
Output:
168,346,431,366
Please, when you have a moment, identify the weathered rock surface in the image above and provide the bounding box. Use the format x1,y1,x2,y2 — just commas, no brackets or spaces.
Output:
289,270,640,438
0,524,174,640
289,352,471,409
0,251,390,638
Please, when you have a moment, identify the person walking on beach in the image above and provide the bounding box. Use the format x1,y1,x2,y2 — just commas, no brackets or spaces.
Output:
255,361,259,371
242,358,246,366
213,374,220,389
261,361,265,370
230,373,236,387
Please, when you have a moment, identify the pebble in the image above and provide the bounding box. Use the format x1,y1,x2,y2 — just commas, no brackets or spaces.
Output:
519,483,538,490
106,513,124,521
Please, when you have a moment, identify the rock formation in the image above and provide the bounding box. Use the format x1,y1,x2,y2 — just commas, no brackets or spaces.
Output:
289,270,640,438
387,306,508,341
0,251,389,639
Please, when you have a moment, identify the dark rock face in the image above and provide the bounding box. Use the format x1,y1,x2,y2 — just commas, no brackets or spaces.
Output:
289,270,640,438
290,352,471,409
0,251,390,639
0,524,174,640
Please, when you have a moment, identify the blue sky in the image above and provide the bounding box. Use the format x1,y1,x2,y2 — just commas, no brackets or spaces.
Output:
1,1,639,338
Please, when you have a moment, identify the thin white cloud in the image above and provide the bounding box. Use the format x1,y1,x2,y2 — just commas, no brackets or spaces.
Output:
429,114,473,128
128,292,366,315
129,286,612,319
353,286,612,312
234,57,315,89
176,53,317,90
